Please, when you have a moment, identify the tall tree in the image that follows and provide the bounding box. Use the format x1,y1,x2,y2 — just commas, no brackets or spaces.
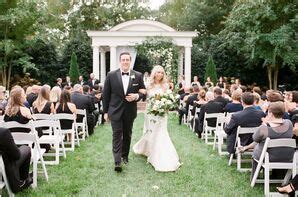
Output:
69,52,80,84
219,0,298,89
204,56,217,84
0,0,43,88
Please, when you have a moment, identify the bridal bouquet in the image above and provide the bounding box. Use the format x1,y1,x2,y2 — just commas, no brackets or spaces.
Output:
147,90,179,117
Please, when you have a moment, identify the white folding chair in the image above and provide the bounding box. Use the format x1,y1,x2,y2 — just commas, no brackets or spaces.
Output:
0,155,15,197
213,114,228,155
33,119,66,165
192,107,200,132
251,138,296,196
3,121,49,188
187,105,194,129
76,109,89,140
202,113,224,144
228,126,259,172
32,113,53,135
53,113,79,152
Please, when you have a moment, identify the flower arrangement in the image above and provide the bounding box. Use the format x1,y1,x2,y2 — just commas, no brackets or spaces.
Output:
136,37,179,85
147,90,179,117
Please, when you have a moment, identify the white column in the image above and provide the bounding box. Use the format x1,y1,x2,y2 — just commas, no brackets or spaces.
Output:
100,48,106,84
178,48,184,77
110,46,117,71
92,45,100,80
184,46,191,87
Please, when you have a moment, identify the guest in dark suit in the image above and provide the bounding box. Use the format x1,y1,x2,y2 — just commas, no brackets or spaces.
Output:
77,75,86,86
56,78,63,89
213,87,229,108
26,85,40,107
87,73,100,90
197,91,224,138
178,85,199,124
224,92,266,154
71,84,96,135
103,52,146,172
0,127,32,193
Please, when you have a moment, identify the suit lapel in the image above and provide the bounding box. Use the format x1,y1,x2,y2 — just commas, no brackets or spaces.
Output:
127,70,134,94
116,69,125,95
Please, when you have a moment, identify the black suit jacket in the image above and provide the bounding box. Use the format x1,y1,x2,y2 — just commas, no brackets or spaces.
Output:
214,96,229,108
198,100,224,133
224,106,266,153
103,69,145,121
26,93,37,107
0,128,30,193
71,91,95,122
185,93,198,112
87,79,100,90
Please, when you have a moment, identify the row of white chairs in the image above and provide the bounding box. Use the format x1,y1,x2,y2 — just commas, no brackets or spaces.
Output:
184,111,297,196
0,109,90,196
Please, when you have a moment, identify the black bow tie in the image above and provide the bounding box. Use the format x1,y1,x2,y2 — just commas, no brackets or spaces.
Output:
122,72,129,76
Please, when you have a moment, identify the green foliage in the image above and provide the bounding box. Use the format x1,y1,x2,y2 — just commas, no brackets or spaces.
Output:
204,56,217,84
136,37,179,83
25,39,59,86
60,33,92,81
219,0,298,89
69,52,80,84
0,0,44,88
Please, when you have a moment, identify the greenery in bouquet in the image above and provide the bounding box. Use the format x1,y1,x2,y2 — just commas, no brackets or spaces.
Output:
147,90,179,117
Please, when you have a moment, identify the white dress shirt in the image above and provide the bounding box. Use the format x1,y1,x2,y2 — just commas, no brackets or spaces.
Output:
121,70,130,95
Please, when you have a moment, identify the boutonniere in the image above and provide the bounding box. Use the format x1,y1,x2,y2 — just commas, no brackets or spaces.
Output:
130,74,135,80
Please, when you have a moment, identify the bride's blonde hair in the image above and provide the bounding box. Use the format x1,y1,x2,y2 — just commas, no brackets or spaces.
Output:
148,65,167,90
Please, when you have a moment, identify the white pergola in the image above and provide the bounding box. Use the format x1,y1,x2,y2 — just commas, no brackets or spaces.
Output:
87,19,197,86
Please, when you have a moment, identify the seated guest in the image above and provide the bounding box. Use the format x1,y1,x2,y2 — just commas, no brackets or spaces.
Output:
253,92,262,110
50,86,62,108
178,85,199,125
32,85,54,114
263,90,290,119
224,92,265,154
55,90,77,142
223,89,232,101
32,85,54,152
0,85,7,115
4,86,32,133
241,101,294,180
213,87,229,108
192,89,207,116
0,127,32,193
197,91,223,138
277,175,298,195
26,85,40,107
71,84,96,135
224,90,243,113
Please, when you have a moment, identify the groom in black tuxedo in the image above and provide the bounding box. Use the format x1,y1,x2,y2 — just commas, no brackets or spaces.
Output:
103,52,146,172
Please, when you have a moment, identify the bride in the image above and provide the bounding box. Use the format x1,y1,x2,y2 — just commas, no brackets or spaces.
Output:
133,65,181,172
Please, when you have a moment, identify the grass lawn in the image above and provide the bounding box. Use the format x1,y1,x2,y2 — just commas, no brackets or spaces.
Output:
15,113,264,196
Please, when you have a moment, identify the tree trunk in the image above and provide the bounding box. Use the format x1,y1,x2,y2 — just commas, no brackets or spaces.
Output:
273,63,279,90
266,64,272,89
7,63,12,90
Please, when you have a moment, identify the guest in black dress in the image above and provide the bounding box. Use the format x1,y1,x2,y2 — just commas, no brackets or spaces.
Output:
32,85,54,152
4,86,32,133
55,90,77,141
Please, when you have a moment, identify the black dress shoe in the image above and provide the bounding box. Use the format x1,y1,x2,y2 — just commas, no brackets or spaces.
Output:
122,157,128,164
114,163,122,172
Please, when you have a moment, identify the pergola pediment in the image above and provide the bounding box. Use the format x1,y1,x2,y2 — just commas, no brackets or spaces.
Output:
109,19,175,32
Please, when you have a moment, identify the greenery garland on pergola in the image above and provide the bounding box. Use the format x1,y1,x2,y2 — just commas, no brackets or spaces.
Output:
136,37,179,84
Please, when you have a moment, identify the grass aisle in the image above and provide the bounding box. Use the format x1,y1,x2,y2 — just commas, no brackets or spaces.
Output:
19,113,263,196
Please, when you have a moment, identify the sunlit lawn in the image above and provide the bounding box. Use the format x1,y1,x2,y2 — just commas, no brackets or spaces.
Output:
14,113,263,196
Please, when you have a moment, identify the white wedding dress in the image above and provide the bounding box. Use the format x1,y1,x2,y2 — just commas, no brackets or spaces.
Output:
133,84,181,172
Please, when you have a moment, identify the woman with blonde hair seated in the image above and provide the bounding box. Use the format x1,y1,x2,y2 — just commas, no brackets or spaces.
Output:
4,86,32,133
